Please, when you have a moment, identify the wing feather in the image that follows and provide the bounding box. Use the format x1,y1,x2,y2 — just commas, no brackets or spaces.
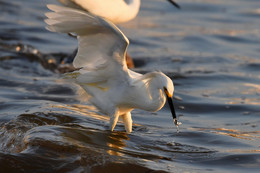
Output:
45,4,129,70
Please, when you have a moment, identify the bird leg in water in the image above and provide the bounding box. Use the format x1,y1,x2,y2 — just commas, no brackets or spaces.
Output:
109,110,119,132
121,112,132,134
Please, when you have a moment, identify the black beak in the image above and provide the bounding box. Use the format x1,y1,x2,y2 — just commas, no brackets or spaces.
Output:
166,95,178,126
167,0,181,9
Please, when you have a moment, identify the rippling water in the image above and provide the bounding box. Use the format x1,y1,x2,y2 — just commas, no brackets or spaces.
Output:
0,0,260,172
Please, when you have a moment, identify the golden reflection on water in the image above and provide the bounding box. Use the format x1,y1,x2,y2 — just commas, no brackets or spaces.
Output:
227,97,260,106
54,104,109,121
67,104,130,156
225,149,260,154
53,104,140,127
191,127,260,140
53,104,131,156
222,82,260,106
106,133,129,156
213,129,260,140
243,83,260,94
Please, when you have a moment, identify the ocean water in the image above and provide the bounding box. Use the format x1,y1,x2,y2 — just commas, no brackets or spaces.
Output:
0,0,259,172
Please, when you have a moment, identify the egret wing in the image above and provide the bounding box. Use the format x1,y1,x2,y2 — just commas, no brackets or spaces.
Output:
45,4,129,71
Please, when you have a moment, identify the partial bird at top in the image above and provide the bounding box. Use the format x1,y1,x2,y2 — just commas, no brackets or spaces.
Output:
58,0,180,23
45,5,180,133
57,0,180,69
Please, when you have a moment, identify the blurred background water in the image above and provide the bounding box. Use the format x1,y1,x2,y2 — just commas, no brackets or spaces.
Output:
0,0,260,172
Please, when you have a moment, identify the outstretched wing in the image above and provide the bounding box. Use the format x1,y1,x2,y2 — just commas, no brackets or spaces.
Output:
45,4,129,70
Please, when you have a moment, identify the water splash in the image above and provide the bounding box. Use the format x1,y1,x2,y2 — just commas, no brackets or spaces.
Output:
173,118,182,133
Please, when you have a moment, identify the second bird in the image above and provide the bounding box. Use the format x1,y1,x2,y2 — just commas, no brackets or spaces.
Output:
58,0,180,23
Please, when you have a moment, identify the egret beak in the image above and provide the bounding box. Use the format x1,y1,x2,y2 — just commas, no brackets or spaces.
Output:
164,88,178,126
167,0,181,9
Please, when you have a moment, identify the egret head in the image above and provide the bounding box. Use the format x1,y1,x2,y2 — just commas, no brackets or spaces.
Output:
156,73,178,125
162,76,174,98
153,72,174,97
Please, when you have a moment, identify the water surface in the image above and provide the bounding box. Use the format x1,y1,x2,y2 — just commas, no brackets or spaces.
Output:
0,0,260,172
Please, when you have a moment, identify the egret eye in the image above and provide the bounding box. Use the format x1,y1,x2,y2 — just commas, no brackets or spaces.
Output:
163,87,172,98
163,87,168,93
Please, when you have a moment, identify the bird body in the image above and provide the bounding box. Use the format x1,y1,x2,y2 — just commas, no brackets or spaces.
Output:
72,0,141,23
45,5,177,133
58,0,180,23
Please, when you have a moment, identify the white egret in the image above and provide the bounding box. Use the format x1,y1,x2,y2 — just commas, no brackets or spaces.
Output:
58,0,180,23
45,5,179,133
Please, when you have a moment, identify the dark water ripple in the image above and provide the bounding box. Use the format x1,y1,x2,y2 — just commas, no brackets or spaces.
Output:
0,0,260,172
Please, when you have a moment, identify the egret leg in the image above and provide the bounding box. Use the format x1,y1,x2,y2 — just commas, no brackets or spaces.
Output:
109,111,119,132
121,112,132,134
